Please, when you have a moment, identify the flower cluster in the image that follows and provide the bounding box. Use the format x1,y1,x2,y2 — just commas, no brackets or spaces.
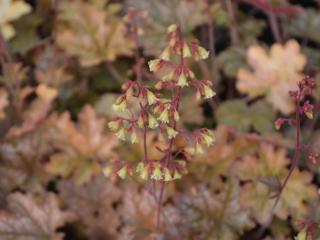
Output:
275,76,318,163
106,24,216,181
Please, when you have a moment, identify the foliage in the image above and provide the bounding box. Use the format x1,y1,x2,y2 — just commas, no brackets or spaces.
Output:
216,99,276,133
45,105,118,184
0,0,319,239
0,0,31,39
0,192,74,239
237,40,306,114
57,0,134,66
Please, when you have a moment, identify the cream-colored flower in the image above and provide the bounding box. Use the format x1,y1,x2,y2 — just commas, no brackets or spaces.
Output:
237,40,306,114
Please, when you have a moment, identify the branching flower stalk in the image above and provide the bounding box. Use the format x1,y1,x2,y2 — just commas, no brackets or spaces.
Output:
272,76,317,212
106,24,216,228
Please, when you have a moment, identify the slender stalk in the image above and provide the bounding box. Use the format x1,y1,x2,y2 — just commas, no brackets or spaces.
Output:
226,0,239,45
271,98,301,212
257,98,302,239
268,12,282,43
48,0,59,86
156,28,184,230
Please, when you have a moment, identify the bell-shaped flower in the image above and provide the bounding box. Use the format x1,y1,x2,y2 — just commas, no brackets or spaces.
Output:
146,90,158,105
148,59,162,72
116,128,126,141
164,168,173,181
166,126,178,139
203,85,216,99
158,107,169,123
117,166,127,179
183,43,192,58
148,114,158,129
151,163,163,180
108,120,120,131
177,72,188,87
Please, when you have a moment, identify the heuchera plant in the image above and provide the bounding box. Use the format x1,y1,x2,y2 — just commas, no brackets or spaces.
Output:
106,24,216,225
107,24,215,180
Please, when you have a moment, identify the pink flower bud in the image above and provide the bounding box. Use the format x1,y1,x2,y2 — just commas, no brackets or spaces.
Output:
275,118,285,130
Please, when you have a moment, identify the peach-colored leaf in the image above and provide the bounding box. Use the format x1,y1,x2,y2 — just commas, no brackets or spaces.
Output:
237,40,306,114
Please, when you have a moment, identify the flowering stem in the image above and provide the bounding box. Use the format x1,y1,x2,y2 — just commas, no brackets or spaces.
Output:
271,95,301,212
156,28,185,229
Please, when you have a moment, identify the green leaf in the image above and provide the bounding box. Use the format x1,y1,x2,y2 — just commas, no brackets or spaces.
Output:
238,18,265,44
210,3,229,26
126,0,207,54
302,46,320,69
251,101,277,133
217,46,248,78
215,100,276,133
288,9,320,43
10,14,43,54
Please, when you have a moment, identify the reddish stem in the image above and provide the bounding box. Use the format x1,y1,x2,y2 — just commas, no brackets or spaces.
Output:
226,0,240,45
271,94,301,212
156,28,184,230
268,12,282,43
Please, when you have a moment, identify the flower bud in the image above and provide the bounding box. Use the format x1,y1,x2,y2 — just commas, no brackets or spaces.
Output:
183,43,192,58
203,85,216,99
117,166,127,179
166,126,178,139
137,115,144,128
116,128,126,141
289,90,298,98
108,120,119,131
303,101,314,120
196,90,201,101
177,72,188,87
158,107,169,123
308,149,319,164
102,165,112,177
195,143,204,154
130,130,138,144
167,24,177,33
160,47,170,60
201,130,215,146
148,59,162,72
173,109,180,122
112,100,127,112
186,68,195,78
172,170,182,180
148,114,158,129
136,162,145,172
151,163,163,180
164,168,173,181
274,118,285,130
146,90,158,105
185,146,195,155
197,46,209,60
136,162,148,180
306,111,313,120
162,70,174,82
